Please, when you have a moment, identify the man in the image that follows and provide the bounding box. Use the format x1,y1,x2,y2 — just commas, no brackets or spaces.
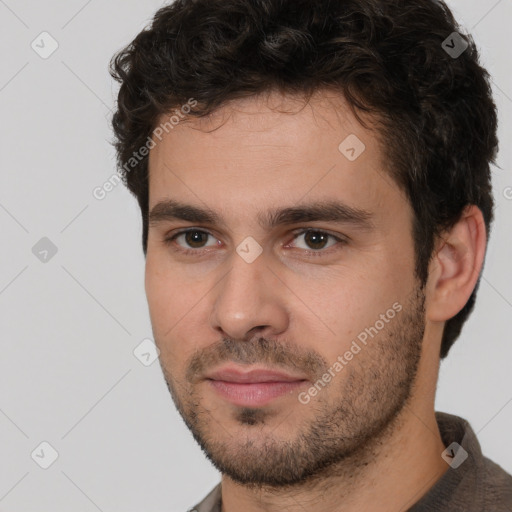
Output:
109,0,512,510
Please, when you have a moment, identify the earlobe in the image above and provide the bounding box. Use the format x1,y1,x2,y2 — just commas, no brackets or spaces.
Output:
426,205,487,323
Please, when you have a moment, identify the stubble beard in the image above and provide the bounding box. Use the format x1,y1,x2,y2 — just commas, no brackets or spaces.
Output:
159,285,426,490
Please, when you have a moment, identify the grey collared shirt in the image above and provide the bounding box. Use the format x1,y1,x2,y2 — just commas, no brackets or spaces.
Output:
190,412,512,512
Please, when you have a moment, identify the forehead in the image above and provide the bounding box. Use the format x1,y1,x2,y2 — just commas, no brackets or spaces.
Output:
150,89,379,163
146,90,407,232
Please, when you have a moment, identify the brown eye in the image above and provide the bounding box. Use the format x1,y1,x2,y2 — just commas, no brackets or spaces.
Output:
291,230,340,252
164,229,219,252
303,231,330,250
184,230,210,248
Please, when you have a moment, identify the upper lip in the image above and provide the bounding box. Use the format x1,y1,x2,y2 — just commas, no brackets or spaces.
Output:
205,365,308,383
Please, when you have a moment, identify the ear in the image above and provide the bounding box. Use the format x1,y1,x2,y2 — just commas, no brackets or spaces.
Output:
426,205,488,323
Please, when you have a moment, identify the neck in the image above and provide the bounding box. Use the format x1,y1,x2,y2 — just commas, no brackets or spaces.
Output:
220,397,448,512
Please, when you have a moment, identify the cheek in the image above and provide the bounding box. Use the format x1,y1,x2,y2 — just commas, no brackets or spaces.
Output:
145,259,170,326
145,247,191,304
145,255,208,365
145,256,189,340
295,264,405,352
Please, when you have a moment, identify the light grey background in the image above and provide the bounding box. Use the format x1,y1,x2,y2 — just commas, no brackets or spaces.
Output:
0,1,511,511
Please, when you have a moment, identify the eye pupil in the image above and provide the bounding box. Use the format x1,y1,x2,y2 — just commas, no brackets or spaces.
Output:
305,231,328,250
185,230,207,248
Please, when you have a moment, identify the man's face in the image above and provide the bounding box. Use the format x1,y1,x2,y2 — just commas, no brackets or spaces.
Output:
145,91,427,486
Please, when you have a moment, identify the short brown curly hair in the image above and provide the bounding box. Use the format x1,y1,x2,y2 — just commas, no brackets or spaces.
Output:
109,0,498,359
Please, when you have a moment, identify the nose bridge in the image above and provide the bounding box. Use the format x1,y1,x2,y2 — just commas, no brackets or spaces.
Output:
209,248,288,340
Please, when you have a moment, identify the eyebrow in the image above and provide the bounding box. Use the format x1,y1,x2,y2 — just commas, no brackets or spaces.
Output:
148,199,375,232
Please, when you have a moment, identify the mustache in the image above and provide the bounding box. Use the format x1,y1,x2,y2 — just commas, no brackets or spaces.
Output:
186,336,329,384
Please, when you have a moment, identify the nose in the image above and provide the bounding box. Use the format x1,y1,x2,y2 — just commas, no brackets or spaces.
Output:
209,248,289,342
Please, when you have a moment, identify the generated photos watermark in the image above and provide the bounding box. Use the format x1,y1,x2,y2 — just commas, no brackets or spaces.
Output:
93,97,198,200
298,301,403,405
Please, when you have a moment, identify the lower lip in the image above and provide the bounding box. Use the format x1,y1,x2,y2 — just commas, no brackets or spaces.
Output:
208,380,307,407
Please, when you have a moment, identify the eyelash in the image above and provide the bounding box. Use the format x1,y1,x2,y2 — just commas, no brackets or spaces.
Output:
162,228,347,258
